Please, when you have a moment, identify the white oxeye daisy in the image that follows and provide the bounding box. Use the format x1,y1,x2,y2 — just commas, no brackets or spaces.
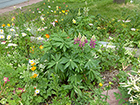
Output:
37,28,41,31
38,11,41,13
29,60,34,64
0,35,5,39
40,16,44,21
89,23,93,26
0,29,4,34
131,28,136,31
35,89,40,94
51,10,53,12
27,28,31,31
37,36,43,40
15,34,19,36
22,33,27,37
7,35,11,40
48,6,51,8
7,43,17,47
10,28,15,32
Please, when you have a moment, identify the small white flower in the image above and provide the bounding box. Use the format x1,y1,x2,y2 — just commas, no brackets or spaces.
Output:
89,23,93,26
109,37,113,40
51,10,53,12
38,28,41,31
0,35,5,39
130,0,133,3
7,35,11,40
55,19,57,21
27,28,31,31
0,29,4,34
37,36,44,40
10,28,15,32
131,28,136,31
7,43,17,47
38,11,41,13
15,34,19,36
44,27,47,29
48,6,51,8
40,16,44,21
35,89,40,94
29,60,34,64
19,7,22,9
22,33,27,37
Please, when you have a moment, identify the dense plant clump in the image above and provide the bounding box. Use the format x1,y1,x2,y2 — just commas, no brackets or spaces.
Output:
0,0,140,104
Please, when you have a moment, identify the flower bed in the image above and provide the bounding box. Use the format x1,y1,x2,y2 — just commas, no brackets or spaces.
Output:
0,0,140,105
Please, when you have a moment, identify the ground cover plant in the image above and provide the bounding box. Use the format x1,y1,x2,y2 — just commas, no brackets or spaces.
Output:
0,0,140,104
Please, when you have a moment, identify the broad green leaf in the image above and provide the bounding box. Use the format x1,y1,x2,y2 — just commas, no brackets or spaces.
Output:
64,61,70,69
47,61,56,69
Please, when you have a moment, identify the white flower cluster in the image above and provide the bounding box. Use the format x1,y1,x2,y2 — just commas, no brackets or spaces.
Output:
120,70,140,105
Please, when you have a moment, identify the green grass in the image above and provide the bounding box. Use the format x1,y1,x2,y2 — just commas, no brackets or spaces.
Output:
0,0,140,25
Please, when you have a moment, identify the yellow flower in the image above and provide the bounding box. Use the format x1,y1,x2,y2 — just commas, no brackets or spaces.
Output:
97,27,101,30
31,62,36,66
56,6,58,10
72,19,76,24
39,45,44,49
62,10,65,13
54,11,56,13
2,24,5,27
31,66,36,71
61,19,63,21
65,13,68,15
47,12,49,13
33,73,38,78
99,83,103,87
59,12,61,14
7,24,10,27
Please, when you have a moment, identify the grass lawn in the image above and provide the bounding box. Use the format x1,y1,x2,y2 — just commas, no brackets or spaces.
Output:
0,0,140,25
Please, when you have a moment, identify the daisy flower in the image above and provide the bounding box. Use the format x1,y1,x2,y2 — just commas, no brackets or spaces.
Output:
0,35,5,39
7,35,11,40
35,89,40,94
10,29,15,32
29,60,34,64
0,29,4,34
22,33,27,37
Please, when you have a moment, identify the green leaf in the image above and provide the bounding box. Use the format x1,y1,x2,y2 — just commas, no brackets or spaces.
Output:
74,86,82,97
64,61,70,69
63,85,73,90
47,61,56,69
52,37,63,42
61,57,69,64
70,61,77,69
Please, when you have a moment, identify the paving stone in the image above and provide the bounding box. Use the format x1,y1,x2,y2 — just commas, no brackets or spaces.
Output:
102,89,122,105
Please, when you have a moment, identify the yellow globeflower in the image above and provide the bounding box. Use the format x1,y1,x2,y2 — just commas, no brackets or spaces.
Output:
31,62,36,66
72,19,76,24
33,73,38,78
31,66,36,71
99,83,103,87
7,24,10,27
62,10,65,13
